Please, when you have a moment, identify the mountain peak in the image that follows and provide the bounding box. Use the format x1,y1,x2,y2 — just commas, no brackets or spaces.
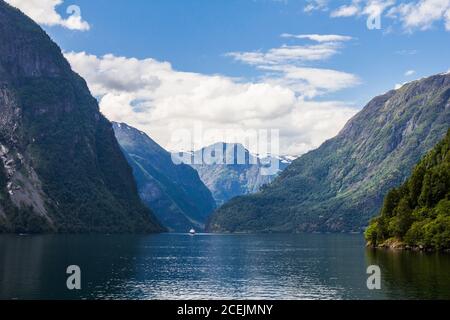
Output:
208,72,450,233
113,122,216,232
0,2,163,233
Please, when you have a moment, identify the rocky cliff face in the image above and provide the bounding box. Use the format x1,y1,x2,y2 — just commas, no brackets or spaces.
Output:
113,122,216,232
190,143,291,206
0,1,163,233
207,73,450,233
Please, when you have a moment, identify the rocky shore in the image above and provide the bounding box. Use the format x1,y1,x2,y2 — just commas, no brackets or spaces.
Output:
367,238,450,253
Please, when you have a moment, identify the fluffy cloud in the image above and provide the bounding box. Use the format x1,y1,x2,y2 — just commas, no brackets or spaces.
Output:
226,42,343,66
260,65,361,98
388,0,450,31
5,0,90,31
396,49,419,55
329,0,450,32
265,99,358,155
280,33,353,42
364,0,396,17
404,69,416,76
227,34,360,98
331,4,360,17
65,52,358,156
304,0,329,12
330,0,395,18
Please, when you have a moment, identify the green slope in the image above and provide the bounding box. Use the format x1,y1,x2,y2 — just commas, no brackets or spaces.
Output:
113,122,216,232
0,1,163,233
365,129,450,250
207,73,450,233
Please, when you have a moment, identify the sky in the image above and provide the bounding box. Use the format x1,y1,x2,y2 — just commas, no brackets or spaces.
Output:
5,0,450,156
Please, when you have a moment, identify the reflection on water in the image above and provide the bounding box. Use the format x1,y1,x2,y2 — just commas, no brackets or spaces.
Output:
0,233,448,300
366,249,450,300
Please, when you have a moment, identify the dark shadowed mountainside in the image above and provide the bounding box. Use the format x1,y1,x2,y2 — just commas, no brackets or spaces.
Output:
0,1,163,233
113,122,216,232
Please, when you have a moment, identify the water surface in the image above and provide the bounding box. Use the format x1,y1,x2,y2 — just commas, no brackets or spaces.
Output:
0,233,449,300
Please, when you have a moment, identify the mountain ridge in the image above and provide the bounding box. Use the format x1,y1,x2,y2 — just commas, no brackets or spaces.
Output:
0,0,163,233
365,128,450,250
207,72,450,233
186,142,292,206
113,122,216,232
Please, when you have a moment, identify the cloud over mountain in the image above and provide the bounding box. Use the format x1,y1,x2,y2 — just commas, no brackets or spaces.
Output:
66,51,358,156
6,0,90,30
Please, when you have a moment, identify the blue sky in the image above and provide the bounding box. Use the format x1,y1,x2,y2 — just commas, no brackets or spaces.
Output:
7,0,450,155
47,0,450,103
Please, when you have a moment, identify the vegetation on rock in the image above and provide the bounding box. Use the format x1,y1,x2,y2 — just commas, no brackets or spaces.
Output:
0,1,163,233
113,122,216,232
365,129,450,251
207,73,450,233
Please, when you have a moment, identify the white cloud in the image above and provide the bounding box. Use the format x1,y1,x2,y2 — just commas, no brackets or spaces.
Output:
226,42,343,66
226,33,353,67
394,81,410,89
65,52,358,156
331,4,360,17
226,34,360,98
446,8,450,29
363,0,396,17
404,69,416,76
304,0,329,13
274,100,358,155
329,0,450,32
388,0,450,31
260,65,361,98
330,0,396,19
280,33,353,42
5,0,90,31
396,49,419,55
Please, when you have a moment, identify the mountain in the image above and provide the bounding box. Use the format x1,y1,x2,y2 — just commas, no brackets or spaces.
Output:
188,143,292,206
207,73,450,233
0,1,163,233
365,129,450,251
113,122,216,232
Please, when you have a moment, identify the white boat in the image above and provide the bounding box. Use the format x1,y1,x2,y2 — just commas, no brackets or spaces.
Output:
189,228,196,235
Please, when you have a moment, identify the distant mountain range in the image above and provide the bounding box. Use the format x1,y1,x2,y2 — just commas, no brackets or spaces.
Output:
113,122,216,232
185,143,293,206
0,1,163,233
207,73,450,233
2,0,448,236
113,125,293,231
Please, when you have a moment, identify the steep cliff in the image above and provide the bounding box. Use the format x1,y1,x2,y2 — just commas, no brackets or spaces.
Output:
113,122,216,232
365,129,450,250
0,1,163,233
208,73,450,233
190,143,291,206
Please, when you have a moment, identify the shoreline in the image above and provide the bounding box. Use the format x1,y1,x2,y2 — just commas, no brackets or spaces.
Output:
366,239,450,253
